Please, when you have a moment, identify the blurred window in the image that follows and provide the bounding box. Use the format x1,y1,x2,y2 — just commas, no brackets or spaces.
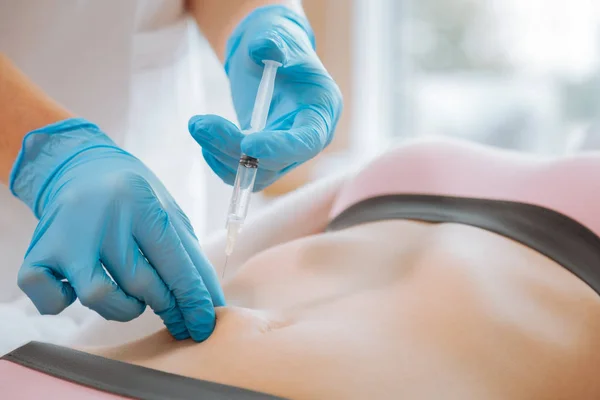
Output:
389,0,600,153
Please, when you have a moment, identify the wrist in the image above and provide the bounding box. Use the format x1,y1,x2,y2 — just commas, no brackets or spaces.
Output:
10,118,118,217
224,4,315,71
0,54,73,184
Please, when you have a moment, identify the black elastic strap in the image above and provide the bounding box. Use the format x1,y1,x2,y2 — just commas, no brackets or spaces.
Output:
327,195,600,297
3,341,285,400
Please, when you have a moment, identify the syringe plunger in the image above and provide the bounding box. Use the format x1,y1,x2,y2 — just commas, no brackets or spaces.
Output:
249,60,281,133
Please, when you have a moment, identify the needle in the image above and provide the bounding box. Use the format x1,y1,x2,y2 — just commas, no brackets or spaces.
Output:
222,256,229,279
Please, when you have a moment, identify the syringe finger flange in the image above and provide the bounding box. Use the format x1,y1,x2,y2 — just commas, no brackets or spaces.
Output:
239,155,259,168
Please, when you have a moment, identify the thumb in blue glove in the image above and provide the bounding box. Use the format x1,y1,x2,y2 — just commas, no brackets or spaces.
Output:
189,5,343,191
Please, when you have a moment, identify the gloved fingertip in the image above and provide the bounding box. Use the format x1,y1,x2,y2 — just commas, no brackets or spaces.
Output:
248,35,287,66
162,309,190,340
241,130,296,161
116,303,147,322
183,304,217,342
188,114,217,135
240,132,270,158
188,115,204,133
63,284,77,307
189,115,244,151
199,115,243,134
188,114,225,130
172,330,191,341
189,322,216,342
35,285,75,315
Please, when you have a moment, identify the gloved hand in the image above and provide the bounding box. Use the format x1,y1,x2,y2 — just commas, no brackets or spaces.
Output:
189,5,343,191
10,118,224,341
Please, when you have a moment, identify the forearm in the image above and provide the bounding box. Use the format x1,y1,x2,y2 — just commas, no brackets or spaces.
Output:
203,172,347,279
0,54,72,184
187,0,303,61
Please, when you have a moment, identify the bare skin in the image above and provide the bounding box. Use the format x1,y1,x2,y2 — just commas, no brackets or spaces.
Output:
0,54,72,183
95,218,600,399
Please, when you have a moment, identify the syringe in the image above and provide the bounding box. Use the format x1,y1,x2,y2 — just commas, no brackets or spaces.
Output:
224,60,281,267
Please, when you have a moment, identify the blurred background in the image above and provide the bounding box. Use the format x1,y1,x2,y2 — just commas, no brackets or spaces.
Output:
195,0,600,236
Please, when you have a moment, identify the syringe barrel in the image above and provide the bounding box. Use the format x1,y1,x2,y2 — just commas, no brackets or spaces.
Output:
226,155,258,226
224,59,280,249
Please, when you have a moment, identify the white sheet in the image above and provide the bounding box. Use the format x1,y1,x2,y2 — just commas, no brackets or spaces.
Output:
0,295,169,356
0,297,86,355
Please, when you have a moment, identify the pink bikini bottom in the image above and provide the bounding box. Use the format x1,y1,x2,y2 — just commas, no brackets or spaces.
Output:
1,341,282,399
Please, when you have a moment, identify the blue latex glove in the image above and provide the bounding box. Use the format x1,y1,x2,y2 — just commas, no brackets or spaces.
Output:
10,118,224,341
189,5,343,191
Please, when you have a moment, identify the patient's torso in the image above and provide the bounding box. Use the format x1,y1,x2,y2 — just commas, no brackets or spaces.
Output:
103,221,600,399
100,140,600,400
